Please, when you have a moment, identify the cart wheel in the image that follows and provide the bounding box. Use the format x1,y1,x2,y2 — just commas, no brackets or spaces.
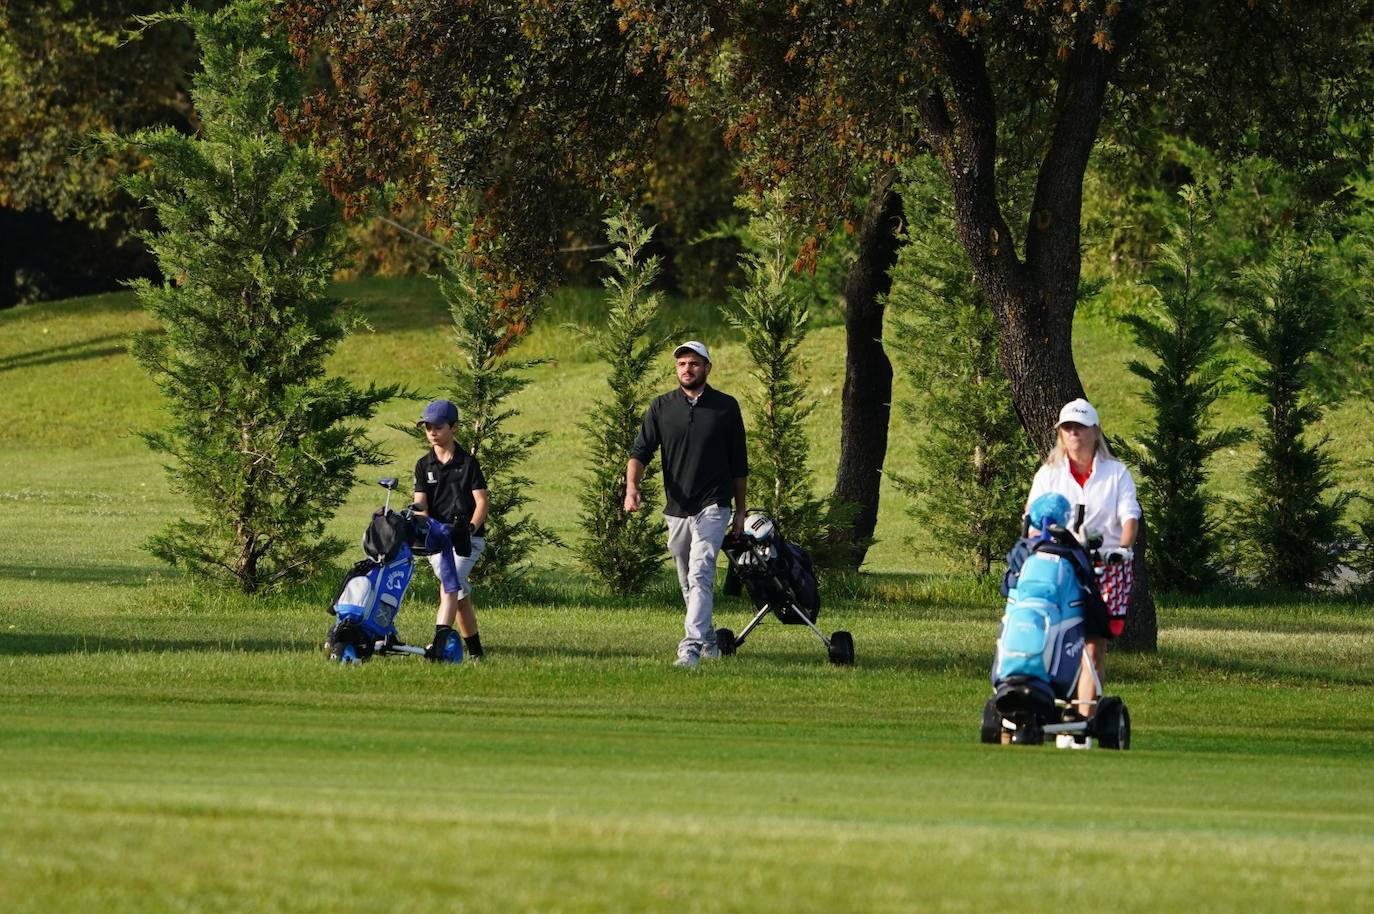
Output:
827,630,855,666
717,628,736,656
980,698,1002,744
1092,696,1131,750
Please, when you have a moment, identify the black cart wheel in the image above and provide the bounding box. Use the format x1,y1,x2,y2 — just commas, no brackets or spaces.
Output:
980,698,1003,744
1092,696,1131,750
716,627,737,656
827,630,855,666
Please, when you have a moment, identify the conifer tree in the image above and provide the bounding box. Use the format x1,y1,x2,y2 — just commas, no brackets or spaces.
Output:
1116,188,1248,592
1232,231,1351,589
119,0,396,592
725,196,832,559
574,212,672,593
887,180,1036,578
432,253,560,587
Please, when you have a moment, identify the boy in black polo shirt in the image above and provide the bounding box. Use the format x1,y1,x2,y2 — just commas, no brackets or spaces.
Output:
413,399,488,659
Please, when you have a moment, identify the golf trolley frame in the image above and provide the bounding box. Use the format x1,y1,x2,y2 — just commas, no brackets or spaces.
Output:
983,659,1131,750
718,523,854,666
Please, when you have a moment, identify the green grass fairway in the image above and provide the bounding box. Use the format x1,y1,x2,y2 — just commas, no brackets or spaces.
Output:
3,282,1373,913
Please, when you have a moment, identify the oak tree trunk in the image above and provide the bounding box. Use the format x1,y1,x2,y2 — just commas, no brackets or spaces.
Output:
831,170,902,569
918,6,1157,647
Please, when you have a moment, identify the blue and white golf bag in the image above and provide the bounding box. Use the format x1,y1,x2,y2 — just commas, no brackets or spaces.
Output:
991,494,1098,718
329,551,414,663
325,495,463,664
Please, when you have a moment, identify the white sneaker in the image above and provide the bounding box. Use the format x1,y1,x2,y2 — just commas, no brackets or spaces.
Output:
700,640,721,660
674,643,701,668
1056,733,1093,750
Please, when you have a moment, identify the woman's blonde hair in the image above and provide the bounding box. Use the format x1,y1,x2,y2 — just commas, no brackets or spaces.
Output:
1044,424,1115,467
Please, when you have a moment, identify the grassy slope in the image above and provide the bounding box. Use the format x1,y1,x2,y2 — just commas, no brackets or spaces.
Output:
1,282,1372,913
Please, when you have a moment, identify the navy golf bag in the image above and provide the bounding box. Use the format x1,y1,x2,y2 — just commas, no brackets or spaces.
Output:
324,478,464,664
718,512,854,665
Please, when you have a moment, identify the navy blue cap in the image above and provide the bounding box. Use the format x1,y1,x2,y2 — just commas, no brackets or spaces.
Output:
417,399,459,427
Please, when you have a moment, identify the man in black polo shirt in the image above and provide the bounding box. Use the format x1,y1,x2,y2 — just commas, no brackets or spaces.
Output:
414,399,488,660
625,341,748,668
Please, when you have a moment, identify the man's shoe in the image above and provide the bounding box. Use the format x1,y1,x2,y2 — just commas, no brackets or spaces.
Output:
700,640,722,660
674,643,701,668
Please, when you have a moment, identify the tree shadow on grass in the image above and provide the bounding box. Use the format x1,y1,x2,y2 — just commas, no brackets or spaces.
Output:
0,632,294,656
1111,648,1374,688
0,334,130,373
0,564,166,587
1160,617,1374,636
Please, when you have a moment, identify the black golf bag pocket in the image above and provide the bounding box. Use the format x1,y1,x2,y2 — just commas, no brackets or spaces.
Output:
780,543,820,622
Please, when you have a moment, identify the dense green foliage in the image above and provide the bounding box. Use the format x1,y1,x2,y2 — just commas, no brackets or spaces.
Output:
0,0,210,221
725,198,832,558
0,1,221,307
1116,189,1249,592
886,176,1035,578
1231,233,1352,589
430,255,559,586
573,213,672,594
117,0,395,592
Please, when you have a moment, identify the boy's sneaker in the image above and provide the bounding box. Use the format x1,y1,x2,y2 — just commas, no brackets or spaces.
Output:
700,640,722,661
674,643,701,668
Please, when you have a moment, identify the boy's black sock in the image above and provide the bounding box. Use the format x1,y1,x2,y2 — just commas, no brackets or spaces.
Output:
463,633,484,659
433,624,454,642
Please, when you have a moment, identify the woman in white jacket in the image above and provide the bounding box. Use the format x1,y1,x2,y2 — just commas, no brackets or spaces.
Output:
1027,398,1141,716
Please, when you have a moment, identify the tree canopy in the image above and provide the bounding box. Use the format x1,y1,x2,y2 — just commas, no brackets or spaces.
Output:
284,0,1372,450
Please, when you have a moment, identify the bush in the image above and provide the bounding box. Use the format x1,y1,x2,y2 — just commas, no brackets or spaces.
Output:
573,211,673,594
1116,187,1248,592
886,170,1035,577
118,0,397,592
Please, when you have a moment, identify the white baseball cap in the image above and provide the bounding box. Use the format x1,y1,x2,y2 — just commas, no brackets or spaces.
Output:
1056,398,1100,428
672,340,711,363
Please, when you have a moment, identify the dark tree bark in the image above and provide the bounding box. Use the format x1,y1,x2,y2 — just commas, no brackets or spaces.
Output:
913,5,1158,646
1117,518,1157,652
831,169,903,569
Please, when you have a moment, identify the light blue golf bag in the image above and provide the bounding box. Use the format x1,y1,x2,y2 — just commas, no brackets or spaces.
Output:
991,533,1089,711
982,492,1131,749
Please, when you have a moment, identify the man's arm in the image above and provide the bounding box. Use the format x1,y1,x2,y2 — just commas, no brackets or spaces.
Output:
626,399,658,513
624,458,645,513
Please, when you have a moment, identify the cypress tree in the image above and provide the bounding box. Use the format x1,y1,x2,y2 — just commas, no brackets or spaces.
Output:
431,254,560,587
574,211,672,594
1116,187,1248,592
119,0,396,592
1232,231,1351,589
725,197,832,559
886,178,1036,578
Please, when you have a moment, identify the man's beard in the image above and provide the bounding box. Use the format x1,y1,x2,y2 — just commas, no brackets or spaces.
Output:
680,376,706,392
